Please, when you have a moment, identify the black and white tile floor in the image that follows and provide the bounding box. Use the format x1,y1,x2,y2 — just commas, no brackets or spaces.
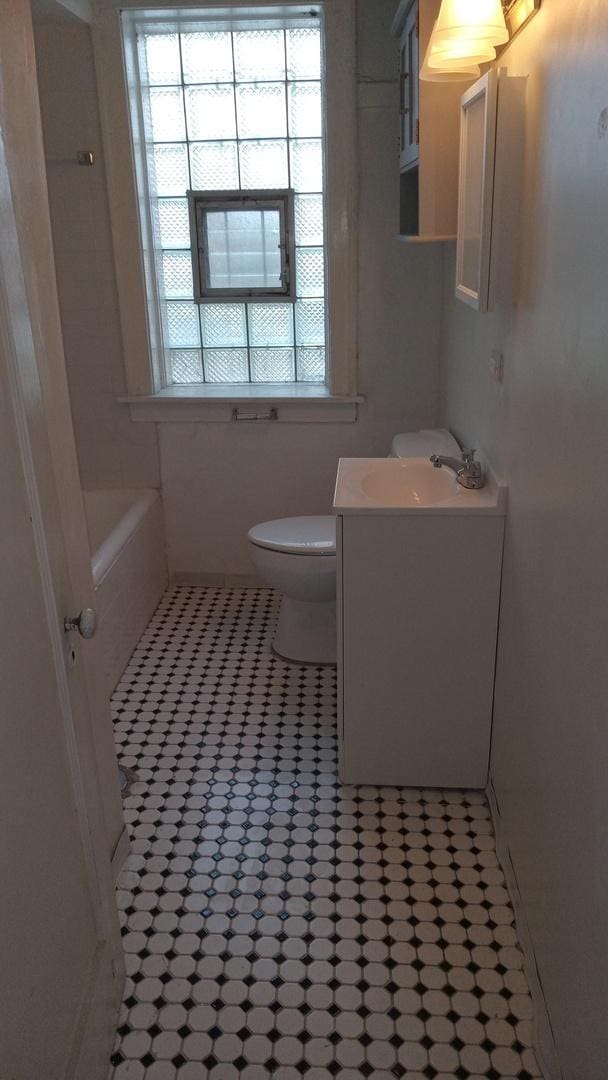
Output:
109,586,542,1080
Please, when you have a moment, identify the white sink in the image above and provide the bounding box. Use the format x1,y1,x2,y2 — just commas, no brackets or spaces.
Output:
334,457,506,514
360,459,458,506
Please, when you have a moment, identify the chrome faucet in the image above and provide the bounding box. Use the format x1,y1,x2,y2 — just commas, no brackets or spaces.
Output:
430,448,485,489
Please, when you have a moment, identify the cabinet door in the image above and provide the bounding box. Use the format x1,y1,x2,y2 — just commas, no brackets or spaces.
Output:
339,513,502,788
399,1,419,171
455,69,498,310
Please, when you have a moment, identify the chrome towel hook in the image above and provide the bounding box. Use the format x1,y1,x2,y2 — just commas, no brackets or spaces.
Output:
45,150,95,166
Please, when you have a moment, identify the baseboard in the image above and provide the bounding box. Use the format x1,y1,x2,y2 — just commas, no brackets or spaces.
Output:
67,941,124,1080
110,825,130,883
171,570,265,588
486,776,563,1080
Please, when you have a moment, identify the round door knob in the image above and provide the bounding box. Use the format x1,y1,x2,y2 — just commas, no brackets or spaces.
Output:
64,607,97,639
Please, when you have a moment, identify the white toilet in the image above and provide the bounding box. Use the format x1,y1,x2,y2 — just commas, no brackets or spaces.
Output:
247,428,461,665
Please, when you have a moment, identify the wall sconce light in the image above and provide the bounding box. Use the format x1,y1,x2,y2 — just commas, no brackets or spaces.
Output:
420,29,487,81
420,0,541,81
420,56,480,82
433,0,509,49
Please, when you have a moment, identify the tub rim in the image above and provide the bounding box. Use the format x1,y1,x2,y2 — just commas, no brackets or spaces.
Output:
84,488,160,586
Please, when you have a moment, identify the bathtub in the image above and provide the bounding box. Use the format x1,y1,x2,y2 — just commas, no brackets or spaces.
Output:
83,488,168,699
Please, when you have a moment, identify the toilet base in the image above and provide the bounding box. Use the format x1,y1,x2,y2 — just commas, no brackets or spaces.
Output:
273,596,336,665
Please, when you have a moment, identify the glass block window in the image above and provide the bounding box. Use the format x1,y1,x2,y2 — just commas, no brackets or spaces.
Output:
129,15,327,386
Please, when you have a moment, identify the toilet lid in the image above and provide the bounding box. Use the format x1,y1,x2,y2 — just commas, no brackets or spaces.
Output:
248,516,336,555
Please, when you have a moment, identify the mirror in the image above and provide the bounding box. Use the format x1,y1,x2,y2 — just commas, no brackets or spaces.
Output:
455,69,498,312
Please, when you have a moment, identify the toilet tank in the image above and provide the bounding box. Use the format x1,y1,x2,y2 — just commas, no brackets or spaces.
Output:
390,427,461,458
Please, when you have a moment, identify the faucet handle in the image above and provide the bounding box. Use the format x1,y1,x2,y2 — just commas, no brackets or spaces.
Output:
462,448,477,464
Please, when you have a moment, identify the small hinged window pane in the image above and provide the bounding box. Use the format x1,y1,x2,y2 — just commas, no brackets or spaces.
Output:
188,189,296,302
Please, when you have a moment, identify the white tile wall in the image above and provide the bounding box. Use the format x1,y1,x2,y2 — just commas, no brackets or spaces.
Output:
34,21,160,492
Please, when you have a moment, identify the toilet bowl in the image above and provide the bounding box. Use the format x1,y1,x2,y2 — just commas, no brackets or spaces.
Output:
248,429,461,664
248,516,337,664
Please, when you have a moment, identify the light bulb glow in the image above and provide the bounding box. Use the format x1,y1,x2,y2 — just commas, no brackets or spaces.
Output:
434,0,509,47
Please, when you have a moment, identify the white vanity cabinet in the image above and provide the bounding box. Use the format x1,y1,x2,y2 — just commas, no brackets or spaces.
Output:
335,495,505,789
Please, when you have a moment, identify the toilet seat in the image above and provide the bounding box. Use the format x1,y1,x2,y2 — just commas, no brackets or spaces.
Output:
248,516,336,556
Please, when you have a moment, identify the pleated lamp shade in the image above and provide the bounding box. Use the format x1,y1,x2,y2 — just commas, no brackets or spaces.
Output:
420,53,480,81
433,0,509,47
426,33,496,67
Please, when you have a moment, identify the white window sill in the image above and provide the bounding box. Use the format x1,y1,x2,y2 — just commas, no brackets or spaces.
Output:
119,384,364,423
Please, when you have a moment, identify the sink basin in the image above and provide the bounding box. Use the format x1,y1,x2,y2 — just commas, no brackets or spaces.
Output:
333,457,507,515
360,460,457,506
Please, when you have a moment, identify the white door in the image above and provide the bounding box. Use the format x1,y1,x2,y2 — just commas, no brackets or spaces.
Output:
0,3,124,1077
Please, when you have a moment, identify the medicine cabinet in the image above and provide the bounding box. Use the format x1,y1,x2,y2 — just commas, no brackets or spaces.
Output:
392,0,474,242
455,69,498,311
398,1,419,172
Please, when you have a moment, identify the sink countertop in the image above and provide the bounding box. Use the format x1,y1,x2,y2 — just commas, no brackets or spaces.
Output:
333,457,508,515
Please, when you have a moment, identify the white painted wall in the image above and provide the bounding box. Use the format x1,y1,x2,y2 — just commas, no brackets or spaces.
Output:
161,0,443,575
34,22,160,492
438,2,608,1075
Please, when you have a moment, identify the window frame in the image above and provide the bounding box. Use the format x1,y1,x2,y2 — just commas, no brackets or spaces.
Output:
93,0,358,410
188,188,296,303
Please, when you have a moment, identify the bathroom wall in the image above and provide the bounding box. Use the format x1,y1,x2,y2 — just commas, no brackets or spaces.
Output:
438,1,608,1075
34,20,160,492
159,0,443,576
35,1,442,571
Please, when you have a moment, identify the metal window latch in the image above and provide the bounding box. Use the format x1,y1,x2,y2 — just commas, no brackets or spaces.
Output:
232,407,278,422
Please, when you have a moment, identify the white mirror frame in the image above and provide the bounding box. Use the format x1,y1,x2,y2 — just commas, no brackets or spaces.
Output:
455,69,498,313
